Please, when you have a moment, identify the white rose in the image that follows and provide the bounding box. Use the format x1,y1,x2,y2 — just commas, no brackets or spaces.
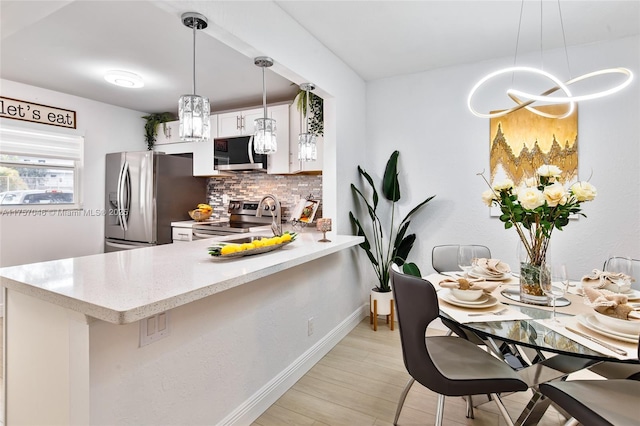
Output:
524,177,538,187
517,187,545,210
571,181,597,202
481,189,497,207
492,179,514,192
543,183,568,207
537,165,562,178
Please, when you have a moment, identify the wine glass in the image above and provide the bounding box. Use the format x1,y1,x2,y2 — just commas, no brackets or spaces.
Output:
604,256,632,294
457,245,479,277
540,263,569,325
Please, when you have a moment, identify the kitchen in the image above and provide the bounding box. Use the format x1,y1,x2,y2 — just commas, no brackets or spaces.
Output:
0,1,639,425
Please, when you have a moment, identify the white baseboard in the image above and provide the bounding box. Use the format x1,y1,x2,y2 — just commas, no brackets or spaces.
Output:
217,305,368,426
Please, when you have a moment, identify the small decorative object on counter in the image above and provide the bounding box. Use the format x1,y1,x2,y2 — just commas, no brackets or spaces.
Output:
317,218,332,242
189,203,213,221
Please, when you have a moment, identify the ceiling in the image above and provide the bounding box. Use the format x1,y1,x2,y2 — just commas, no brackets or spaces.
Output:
1,1,638,116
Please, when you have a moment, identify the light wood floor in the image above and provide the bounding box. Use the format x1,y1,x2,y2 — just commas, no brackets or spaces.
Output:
252,318,570,426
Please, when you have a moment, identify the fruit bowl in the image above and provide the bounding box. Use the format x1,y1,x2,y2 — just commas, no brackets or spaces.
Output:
189,209,212,222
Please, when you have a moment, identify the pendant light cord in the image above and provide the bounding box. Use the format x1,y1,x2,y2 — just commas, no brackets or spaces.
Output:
557,0,572,79
262,66,267,118
305,87,310,134
192,22,197,95
511,0,525,85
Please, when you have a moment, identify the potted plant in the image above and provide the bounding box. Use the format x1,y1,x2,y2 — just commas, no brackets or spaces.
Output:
142,112,174,150
349,150,435,316
295,89,323,137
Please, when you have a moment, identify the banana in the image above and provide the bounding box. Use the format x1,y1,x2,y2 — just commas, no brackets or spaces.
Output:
197,203,212,211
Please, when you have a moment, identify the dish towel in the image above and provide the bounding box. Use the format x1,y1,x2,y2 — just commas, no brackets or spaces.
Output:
438,277,500,294
581,269,634,292
472,258,511,277
582,287,635,320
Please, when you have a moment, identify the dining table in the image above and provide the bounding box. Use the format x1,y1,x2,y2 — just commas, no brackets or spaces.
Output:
425,272,640,426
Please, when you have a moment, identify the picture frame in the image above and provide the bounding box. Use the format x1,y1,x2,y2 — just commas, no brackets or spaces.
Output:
291,199,319,223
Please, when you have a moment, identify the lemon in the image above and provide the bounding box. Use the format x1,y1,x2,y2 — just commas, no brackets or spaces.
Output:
241,242,256,251
220,245,237,255
281,233,292,242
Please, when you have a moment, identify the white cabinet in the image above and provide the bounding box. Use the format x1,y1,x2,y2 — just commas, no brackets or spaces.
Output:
266,104,291,174
288,103,323,173
154,115,217,146
217,107,264,137
154,120,181,145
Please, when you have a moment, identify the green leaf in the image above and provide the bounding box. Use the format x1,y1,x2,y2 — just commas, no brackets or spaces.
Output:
357,166,379,210
399,195,436,227
394,234,416,265
382,150,400,202
402,262,422,277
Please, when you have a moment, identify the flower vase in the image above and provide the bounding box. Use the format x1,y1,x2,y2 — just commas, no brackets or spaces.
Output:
519,262,549,305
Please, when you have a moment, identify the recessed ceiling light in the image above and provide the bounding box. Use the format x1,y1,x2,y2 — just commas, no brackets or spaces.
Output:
104,70,144,88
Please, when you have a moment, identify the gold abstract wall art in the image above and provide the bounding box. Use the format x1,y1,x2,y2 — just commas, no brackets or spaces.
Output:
490,104,578,188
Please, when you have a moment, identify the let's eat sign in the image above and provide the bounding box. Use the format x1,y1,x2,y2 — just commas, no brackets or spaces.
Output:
0,96,76,129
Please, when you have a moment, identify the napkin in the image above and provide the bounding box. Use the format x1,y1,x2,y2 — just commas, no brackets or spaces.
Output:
438,277,500,294
472,258,511,277
582,286,633,320
581,269,633,292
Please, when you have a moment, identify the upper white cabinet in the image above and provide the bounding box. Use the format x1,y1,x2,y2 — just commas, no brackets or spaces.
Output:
217,107,264,138
154,115,218,146
288,103,323,173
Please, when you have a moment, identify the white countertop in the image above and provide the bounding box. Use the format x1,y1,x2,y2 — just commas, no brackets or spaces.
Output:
0,233,363,324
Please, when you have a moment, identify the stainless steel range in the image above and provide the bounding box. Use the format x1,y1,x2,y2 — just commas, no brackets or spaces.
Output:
192,199,276,235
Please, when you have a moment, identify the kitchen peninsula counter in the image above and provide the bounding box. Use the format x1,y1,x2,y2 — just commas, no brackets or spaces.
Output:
0,232,362,324
1,231,366,425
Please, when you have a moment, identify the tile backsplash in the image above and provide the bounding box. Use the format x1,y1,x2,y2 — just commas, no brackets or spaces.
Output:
206,172,323,221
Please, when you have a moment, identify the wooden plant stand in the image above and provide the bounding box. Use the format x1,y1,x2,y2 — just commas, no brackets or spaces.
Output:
369,295,394,331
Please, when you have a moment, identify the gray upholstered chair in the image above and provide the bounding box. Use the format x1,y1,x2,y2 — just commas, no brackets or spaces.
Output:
431,244,491,274
390,266,528,426
539,335,640,426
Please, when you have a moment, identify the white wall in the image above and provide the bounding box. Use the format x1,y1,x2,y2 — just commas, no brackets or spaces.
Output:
366,35,640,278
0,79,146,267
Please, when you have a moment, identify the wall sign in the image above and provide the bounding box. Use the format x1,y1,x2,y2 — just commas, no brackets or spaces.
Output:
0,96,76,129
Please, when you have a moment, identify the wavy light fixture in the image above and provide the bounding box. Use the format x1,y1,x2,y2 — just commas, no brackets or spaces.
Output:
298,83,317,162
253,56,277,154
179,12,210,142
467,0,633,119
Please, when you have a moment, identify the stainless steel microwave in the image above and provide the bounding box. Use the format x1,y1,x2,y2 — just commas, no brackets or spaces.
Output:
213,136,268,171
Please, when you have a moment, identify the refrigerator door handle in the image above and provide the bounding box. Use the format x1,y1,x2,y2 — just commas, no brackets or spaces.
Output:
118,161,130,232
248,135,255,164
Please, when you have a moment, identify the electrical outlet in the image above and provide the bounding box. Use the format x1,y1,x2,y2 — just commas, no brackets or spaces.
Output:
308,317,314,336
139,311,171,347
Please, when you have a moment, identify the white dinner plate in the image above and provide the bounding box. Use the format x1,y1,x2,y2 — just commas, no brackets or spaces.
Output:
468,270,511,281
439,289,499,309
623,288,640,301
577,314,639,343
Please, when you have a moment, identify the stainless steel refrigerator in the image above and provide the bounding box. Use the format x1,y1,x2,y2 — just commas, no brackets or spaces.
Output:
105,151,206,252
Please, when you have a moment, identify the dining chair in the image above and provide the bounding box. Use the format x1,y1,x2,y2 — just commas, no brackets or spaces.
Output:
539,335,640,426
390,266,528,426
603,256,640,290
431,244,491,274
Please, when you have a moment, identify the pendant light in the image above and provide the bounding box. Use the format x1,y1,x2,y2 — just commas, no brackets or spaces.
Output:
298,83,317,162
467,0,633,119
253,57,277,154
179,12,210,141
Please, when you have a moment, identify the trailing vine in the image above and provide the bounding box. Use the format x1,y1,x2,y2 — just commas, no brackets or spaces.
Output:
142,112,174,150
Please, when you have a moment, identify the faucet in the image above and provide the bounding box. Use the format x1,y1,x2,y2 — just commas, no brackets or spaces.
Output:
257,194,282,236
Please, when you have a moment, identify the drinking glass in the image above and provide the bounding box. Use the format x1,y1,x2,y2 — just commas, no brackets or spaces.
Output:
604,256,632,294
540,263,569,325
457,245,479,277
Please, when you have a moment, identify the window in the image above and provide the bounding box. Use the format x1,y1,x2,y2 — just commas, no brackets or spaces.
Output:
0,125,83,209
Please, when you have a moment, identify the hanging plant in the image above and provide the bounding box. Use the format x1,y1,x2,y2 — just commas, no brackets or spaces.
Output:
142,112,175,150
295,90,324,137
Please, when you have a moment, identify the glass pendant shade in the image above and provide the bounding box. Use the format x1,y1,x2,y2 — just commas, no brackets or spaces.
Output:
298,133,317,162
254,117,277,154
179,94,210,141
